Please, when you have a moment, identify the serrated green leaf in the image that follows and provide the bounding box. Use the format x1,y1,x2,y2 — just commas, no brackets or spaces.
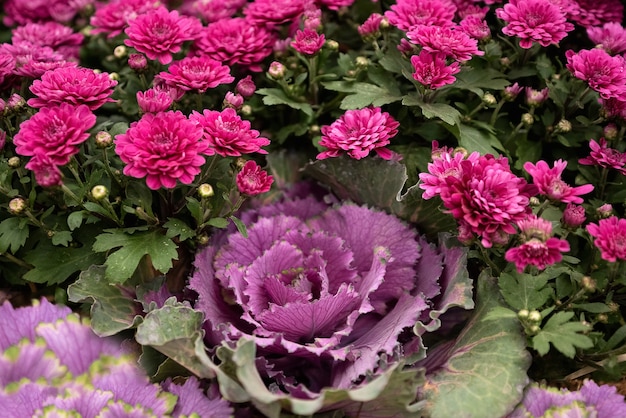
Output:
92,229,178,283
498,271,553,311
229,215,248,238
83,202,111,218
67,264,144,336
420,272,530,418
0,217,29,253
163,218,195,241
570,303,612,313
446,123,504,155
67,211,85,231
532,311,594,358
454,68,510,96
402,94,461,125
207,217,229,228
51,230,73,247
256,88,313,116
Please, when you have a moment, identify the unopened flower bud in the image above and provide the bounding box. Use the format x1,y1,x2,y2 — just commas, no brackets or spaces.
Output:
198,183,214,198
355,56,369,68
235,157,246,169
7,93,25,112
500,57,511,67
597,203,613,218
521,113,534,126
8,197,27,214
452,147,469,158
528,310,542,323
555,119,572,133
108,72,119,81
529,196,541,206
325,40,339,51
528,324,540,334
241,104,252,115
91,185,109,200
113,45,127,59
8,156,21,168
517,309,529,319
603,123,618,140
80,26,92,36
380,17,390,29
525,87,549,107
196,234,210,246
128,53,148,72
223,92,244,110
597,313,609,323
236,75,256,98
309,124,320,134
95,131,113,148
268,61,286,79
482,93,497,106
562,203,586,228
581,276,596,293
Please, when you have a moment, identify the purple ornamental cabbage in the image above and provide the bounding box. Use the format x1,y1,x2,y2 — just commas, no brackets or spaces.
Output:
508,380,626,417
0,298,232,418
189,189,470,398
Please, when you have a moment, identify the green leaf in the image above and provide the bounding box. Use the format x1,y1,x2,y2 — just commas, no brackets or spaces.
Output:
92,229,179,283
402,94,461,125
420,272,531,418
229,215,248,238
498,271,553,311
67,211,86,231
454,68,510,96
322,81,401,110
0,217,29,253
163,218,195,241
207,217,229,228
532,311,594,358
256,88,314,116
51,230,73,247
67,264,143,336
446,123,505,155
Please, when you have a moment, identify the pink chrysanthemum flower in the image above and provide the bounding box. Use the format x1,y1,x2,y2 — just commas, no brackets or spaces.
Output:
579,138,626,175
0,42,65,78
193,18,275,72
456,3,489,19
223,91,244,110
236,76,256,98
525,87,550,106
419,141,480,200
115,111,208,190
302,5,322,30
407,24,484,62
566,48,626,101
562,203,586,228
236,160,274,196
568,0,623,28
291,29,325,56
28,66,117,110
124,7,202,65
3,0,92,26
157,56,234,93
317,107,400,160
385,0,456,32
25,154,63,188
358,13,385,39
136,88,174,114
243,0,306,28
91,0,162,38
185,0,246,23
12,22,84,61
586,23,626,56
523,159,594,204
459,15,491,41
411,51,461,89
587,216,626,262
505,215,570,272
495,0,574,49
190,108,270,157
600,97,626,121
439,154,538,248
13,104,96,166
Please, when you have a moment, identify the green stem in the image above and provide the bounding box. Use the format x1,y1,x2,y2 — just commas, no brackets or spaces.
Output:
479,245,501,276
489,99,506,126
0,251,32,269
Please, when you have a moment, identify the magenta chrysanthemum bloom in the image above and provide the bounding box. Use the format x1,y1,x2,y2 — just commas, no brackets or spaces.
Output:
317,0,354,10
3,0,92,26
186,0,246,23
565,48,626,101
523,159,593,204
579,138,626,175
13,104,96,166
0,42,65,78
189,188,470,397
587,22,626,56
586,216,626,262
28,66,117,110
525,87,549,106
439,154,538,248
317,107,400,160
567,0,624,28
12,22,84,61
124,6,202,65
190,108,270,157
419,141,480,199
157,56,234,93
562,203,586,228
236,160,274,196
24,154,63,188
459,15,491,41
193,18,275,72
115,111,208,190
358,13,385,38
291,29,325,56
495,0,574,49
243,0,306,27
385,0,456,32
236,75,256,98
136,88,174,114
505,215,570,272
411,51,461,89
407,24,484,62
91,0,162,38
600,97,626,121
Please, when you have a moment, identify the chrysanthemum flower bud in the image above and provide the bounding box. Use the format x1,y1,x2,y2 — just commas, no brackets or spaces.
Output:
597,313,609,323
196,234,210,246
325,40,339,51
198,183,214,198
81,25,92,36
525,87,549,107
241,104,252,115
223,92,244,110
108,72,119,81
562,203,586,228
521,113,534,126
8,156,21,168
528,310,542,323
555,119,572,133
596,203,613,218
7,93,25,112
8,197,27,214
517,309,530,319
581,276,596,293
236,76,256,98
95,131,113,148
482,93,497,105
355,56,369,68
309,124,320,134
91,185,109,200
268,61,286,79
235,157,246,169
603,123,618,140
380,17,390,29
113,45,127,59
528,324,540,334
128,54,148,72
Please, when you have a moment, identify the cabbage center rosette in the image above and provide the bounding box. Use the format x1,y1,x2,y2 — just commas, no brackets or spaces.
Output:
190,192,460,397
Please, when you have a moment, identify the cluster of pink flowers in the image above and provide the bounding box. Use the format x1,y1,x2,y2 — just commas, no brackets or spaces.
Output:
156,56,234,93
566,48,626,102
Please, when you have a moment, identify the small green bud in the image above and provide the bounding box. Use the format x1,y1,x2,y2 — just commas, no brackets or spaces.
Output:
379,17,390,29
604,123,618,140
108,72,119,81
521,113,534,126
517,309,530,320
197,234,210,246
355,56,369,68
8,156,21,168
325,40,339,51
268,61,286,79
91,185,109,200
198,183,214,198
555,119,572,133
528,324,540,335
113,45,127,59
482,93,497,106
8,197,27,215
529,196,541,206
241,104,252,116
581,276,596,293
528,310,542,323
235,157,246,169
309,124,320,134
95,131,113,148
597,313,609,324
